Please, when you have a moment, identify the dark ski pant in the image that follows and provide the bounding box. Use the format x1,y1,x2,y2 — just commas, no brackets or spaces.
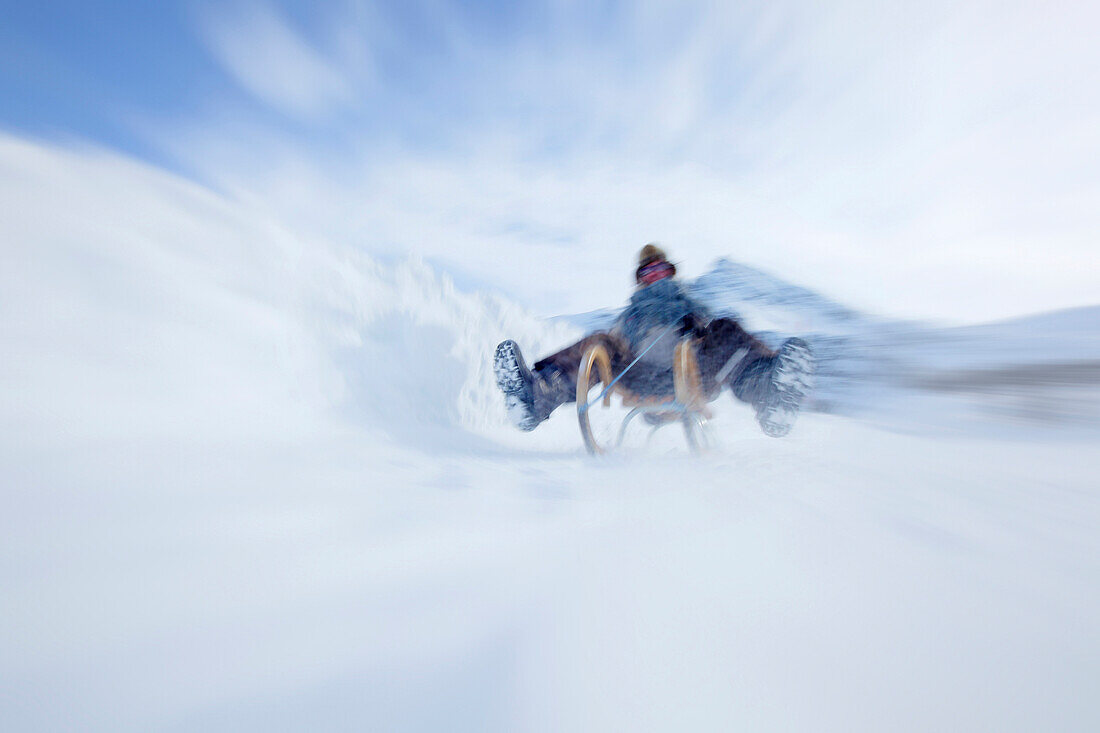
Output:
532,317,778,410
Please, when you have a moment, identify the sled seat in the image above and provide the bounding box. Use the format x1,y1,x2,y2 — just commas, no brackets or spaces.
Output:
576,338,711,455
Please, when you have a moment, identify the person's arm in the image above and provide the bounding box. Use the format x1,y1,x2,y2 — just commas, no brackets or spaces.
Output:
609,311,626,339
678,285,713,335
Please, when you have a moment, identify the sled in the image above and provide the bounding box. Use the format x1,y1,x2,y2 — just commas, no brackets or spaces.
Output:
576,338,712,455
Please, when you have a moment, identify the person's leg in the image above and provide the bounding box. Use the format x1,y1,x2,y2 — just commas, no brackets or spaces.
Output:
495,332,629,431
695,318,776,402
695,318,815,437
534,331,630,397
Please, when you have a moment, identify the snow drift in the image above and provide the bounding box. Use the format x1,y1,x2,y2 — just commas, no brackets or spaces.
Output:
0,134,585,458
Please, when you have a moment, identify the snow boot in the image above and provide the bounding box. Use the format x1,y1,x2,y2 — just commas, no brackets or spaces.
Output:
755,337,815,438
494,340,571,431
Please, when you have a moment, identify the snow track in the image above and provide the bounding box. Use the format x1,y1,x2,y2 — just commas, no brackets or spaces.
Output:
2,137,1099,732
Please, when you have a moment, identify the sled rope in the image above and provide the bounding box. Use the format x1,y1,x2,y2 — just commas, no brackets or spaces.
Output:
579,314,689,414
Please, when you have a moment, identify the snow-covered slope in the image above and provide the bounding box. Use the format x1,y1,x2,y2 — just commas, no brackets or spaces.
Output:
2,137,1099,732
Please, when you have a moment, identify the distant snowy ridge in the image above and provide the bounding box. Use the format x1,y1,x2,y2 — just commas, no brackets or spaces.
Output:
690,258,868,332
557,256,1100,434
559,257,876,335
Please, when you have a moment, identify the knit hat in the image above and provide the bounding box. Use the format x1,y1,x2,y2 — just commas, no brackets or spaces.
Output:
638,243,667,267
635,243,676,285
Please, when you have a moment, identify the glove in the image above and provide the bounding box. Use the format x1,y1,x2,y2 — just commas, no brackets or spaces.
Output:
680,313,706,337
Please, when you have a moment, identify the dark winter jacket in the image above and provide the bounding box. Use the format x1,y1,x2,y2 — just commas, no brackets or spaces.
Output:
611,279,712,368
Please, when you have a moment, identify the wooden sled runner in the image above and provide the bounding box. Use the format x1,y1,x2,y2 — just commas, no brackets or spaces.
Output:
576,338,712,455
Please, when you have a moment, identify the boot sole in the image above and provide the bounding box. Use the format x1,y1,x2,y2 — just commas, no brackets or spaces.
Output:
494,340,528,393
758,339,815,438
494,340,539,431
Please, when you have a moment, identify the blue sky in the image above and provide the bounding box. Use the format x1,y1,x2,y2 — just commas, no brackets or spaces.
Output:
1,2,208,163
1,0,1098,321
1,1,631,168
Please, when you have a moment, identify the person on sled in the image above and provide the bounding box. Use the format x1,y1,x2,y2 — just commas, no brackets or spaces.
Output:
493,244,815,437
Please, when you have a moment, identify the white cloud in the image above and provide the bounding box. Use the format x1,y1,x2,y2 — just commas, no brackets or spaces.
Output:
200,2,355,118
160,0,1100,322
